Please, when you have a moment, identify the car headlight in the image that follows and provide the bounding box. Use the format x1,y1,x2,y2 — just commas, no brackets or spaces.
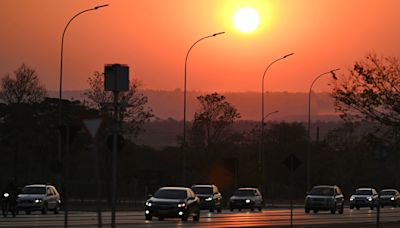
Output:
177,203,186,208
391,197,395,201
367,197,373,201
145,201,152,207
245,199,251,203
350,196,355,201
34,199,43,204
3,193,9,198
205,197,213,201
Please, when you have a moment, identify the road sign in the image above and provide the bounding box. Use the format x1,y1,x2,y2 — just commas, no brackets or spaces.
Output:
81,117,103,140
283,153,302,172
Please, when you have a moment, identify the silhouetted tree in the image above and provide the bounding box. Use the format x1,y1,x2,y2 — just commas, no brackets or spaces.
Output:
83,71,153,138
0,63,46,104
332,53,400,128
190,92,241,150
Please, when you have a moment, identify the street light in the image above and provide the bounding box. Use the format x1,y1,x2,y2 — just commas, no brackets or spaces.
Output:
58,4,108,228
182,32,225,185
260,53,293,195
306,68,339,191
263,110,279,121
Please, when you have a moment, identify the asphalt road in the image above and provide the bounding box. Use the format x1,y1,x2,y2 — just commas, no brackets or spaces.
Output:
1,208,400,227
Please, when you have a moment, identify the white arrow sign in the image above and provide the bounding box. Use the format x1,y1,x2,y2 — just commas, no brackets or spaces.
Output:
82,118,103,140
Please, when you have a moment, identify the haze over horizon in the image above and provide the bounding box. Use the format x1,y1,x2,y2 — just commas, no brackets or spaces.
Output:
1,0,400,93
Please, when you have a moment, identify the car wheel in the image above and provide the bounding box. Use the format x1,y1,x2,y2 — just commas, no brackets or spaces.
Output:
349,205,354,209
331,204,337,214
217,207,222,213
158,216,164,221
305,208,310,214
356,206,360,210
258,207,262,212
181,215,188,221
370,206,374,210
238,208,242,212
25,210,31,215
313,210,318,214
250,206,254,212
339,205,344,214
41,203,48,214
145,214,152,220
230,207,234,211
193,210,200,222
53,204,60,214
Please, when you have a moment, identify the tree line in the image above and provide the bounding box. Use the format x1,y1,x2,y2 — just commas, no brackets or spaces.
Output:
1,53,400,202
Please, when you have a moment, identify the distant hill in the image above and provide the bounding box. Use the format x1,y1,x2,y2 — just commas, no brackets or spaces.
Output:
49,89,339,122
48,90,341,148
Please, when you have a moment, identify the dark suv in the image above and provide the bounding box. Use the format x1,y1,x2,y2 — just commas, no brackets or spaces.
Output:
349,188,378,210
191,184,222,212
305,185,344,214
145,187,200,221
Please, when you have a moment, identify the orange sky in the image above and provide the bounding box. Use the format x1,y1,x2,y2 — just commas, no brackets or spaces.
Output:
1,0,400,92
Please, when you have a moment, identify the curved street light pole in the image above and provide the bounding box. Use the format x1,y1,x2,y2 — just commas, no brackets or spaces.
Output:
182,32,224,185
306,68,339,191
264,110,279,121
58,4,108,228
260,53,293,195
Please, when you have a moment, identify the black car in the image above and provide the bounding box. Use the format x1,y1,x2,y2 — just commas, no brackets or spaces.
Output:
191,184,222,212
145,187,200,221
305,185,344,214
379,189,400,208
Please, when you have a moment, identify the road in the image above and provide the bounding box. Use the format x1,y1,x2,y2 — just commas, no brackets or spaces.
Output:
1,208,400,227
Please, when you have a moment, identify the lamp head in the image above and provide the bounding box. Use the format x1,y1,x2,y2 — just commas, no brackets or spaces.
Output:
330,68,340,80
94,4,109,10
283,53,294,58
213,32,225,36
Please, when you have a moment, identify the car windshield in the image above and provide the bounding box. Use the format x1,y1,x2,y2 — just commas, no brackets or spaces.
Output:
355,189,373,195
380,190,396,196
191,187,212,195
22,187,46,194
234,189,255,196
309,187,334,196
154,189,187,199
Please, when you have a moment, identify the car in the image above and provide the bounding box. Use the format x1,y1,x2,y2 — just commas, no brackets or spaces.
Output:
17,184,61,214
229,187,263,212
144,187,200,221
349,188,378,210
379,189,400,208
304,185,344,214
191,184,222,212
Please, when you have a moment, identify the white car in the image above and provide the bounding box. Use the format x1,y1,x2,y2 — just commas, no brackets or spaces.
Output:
229,187,263,211
17,184,61,214
349,188,378,210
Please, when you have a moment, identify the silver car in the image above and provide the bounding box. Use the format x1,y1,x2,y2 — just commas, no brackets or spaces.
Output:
305,185,344,214
349,188,378,210
229,188,263,212
17,184,61,214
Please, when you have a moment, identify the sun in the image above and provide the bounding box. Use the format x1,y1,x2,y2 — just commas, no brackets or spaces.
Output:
233,7,260,33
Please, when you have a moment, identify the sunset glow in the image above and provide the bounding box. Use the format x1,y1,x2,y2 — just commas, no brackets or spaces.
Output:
1,1,400,93
233,7,260,33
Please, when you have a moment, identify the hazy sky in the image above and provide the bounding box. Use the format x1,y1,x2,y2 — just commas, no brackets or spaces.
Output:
1,0,400,92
